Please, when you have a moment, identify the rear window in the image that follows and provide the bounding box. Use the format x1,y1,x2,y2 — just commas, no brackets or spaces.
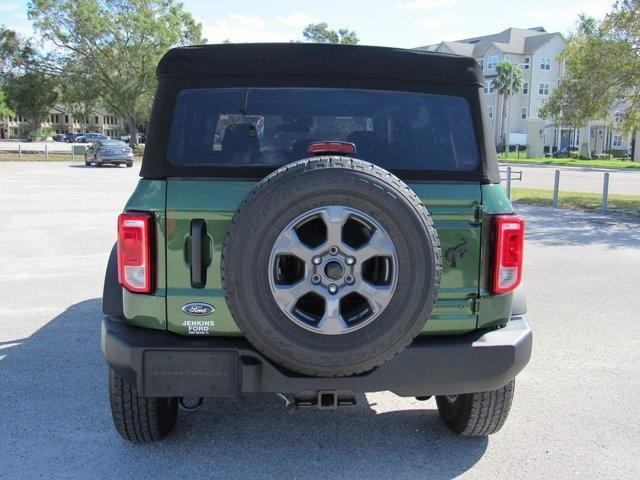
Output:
100,140,127,148
167,88,480,171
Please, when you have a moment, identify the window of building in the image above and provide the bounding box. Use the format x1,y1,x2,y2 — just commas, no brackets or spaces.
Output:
523,57,530,69
539,83,549,95
613,135,622,147
488,105,493,119
50,114,54,123
65,115,69,123
614,112,623,123
487,55,498,69
540,58,551,70
477,58,483,68
504,54,511,62
522,82,528,94
95,115,99,124
521,107,527,119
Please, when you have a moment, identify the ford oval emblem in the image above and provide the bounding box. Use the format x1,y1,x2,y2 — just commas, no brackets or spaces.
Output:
182,302,215,316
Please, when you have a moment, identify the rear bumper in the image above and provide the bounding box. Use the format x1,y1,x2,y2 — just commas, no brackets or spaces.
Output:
102,315,532,398
97,156,132,163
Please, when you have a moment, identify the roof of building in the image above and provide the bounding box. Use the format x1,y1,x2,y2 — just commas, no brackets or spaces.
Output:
417,27,563,58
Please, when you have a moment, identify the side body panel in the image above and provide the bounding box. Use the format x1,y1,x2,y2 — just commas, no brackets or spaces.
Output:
477,184,517,329
121,180,167,330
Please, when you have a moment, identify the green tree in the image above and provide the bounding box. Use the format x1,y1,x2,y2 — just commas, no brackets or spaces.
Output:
1,26,58,137
576,13,598,36
5,70,59,129
492,60,524,149
58,61,101,132
302,23,359,44
0,88,13,119
539,15,618,158
601,0,640,133
28,0,204,146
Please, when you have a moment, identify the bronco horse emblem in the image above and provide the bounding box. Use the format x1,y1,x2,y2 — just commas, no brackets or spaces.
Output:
445,238,468,268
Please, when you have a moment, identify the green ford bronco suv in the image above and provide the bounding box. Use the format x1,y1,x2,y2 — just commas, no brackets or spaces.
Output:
101,43,531,443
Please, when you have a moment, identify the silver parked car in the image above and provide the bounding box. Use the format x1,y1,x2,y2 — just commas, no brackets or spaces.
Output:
84,139,134,167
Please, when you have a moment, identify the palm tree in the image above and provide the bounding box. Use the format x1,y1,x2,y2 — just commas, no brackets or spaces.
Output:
492,61,524,151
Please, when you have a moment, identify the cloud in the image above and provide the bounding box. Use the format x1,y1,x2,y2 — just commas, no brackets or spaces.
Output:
226,13,268,30
396,0,458,10
202,12,291,43
0,3,21,13
527,0,614,27
416,13,455,29
276,12,316,28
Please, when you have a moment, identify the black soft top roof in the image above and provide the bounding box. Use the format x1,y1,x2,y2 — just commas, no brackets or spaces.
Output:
157,43,483,87
142,43,499,183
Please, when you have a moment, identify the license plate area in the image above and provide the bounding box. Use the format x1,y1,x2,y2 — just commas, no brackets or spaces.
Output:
143,350,238,397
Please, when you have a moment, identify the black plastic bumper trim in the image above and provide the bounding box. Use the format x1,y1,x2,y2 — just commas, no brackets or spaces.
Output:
101,315,532,398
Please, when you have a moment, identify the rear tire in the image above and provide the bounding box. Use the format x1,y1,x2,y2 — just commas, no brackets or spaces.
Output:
435,380,515,436
126,161,133,168
108,368,178,443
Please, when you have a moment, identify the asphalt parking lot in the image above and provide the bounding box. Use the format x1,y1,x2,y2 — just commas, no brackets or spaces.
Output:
1,161,639,479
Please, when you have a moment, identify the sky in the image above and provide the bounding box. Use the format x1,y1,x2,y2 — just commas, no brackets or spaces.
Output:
0,0,616,48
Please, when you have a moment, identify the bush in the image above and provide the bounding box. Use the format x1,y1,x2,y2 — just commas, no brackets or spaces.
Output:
511,144,526,154
27,126,55,141
133,144,145,155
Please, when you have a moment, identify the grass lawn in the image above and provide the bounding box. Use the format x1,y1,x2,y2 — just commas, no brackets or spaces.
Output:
0,152,141,162
498,152,640,169
0,152,78,161
511,188,640,214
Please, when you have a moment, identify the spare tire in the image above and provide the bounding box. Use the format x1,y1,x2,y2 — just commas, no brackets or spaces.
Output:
222,157,441,377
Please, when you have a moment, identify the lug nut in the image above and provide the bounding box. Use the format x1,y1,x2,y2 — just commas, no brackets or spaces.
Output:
312,256,322,265
329,246,339,255
345,256,355,265
345,275,355,285
311,274,321,284
328,284,338,294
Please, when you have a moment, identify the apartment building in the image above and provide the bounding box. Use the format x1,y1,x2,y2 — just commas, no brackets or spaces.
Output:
419,27,634,156
0,105,123,139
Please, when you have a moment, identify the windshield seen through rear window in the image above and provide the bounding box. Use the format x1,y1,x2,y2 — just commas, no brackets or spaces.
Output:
167,88,480,171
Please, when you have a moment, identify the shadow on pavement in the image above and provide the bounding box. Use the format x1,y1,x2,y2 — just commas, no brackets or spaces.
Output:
1,299,487,479
516,204,640,249
68,164,128,169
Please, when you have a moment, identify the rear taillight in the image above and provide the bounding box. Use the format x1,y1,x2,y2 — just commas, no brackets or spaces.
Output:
492,215,525,295
117,212,153,293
